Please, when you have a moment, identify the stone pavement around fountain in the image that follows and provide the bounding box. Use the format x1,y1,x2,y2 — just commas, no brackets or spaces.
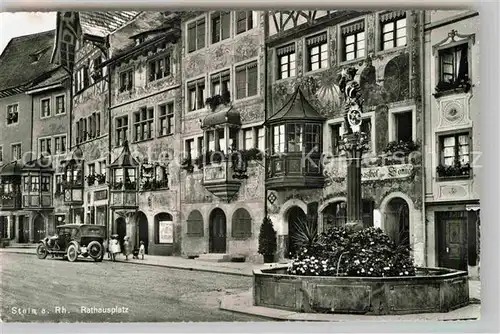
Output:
0,246,481,319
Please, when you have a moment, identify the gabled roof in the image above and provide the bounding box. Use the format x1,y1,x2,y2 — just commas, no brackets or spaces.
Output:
266,87,325,124
79,11,141,37
0,30,58,92
26,67,69,93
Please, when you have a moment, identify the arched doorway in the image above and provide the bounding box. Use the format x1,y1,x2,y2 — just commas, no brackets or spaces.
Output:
287,206,307,258
116,217,126,250
33,214,45,242
384,198,410,248
136,211,149,253
209,208,226,253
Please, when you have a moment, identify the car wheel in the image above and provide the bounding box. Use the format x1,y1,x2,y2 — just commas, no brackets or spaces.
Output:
88,241,103,260
36,244,48,259
67,244,78,262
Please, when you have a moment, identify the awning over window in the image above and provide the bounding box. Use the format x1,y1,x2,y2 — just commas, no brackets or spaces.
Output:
202,106,241,128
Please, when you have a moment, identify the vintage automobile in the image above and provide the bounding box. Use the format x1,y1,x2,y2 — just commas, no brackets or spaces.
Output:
36,224,105,262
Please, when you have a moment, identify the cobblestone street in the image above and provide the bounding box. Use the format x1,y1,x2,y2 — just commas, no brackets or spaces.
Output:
0,253,266,322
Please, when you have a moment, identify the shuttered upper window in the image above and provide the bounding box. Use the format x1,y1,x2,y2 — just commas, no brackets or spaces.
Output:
306,32,328,71
187,210,204,237
341,21,365,61
231,208,252,238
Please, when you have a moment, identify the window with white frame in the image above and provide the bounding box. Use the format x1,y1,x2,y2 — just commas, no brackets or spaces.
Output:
6,104,19,125
148,54,171,82
41,176,50,192
41,98,51,118
438,132,472,179
133,107,154,142
393,111,413,143
210,69,231,97
438,43,469,86
273,125,285,153
187,17,206,53
99,160,106,176
277,44,296,80
306,32,328,71
187,78,206,111
115,116,128,147
286,124,303,152
235,61,258,99
88,163,95,176
341,21,365,61
159,102,174,136
54,135,67,154
257,127,265,152
55,174,63,193
380,11,407,50
39,138,52,155
236,11,255,34
74,65,89,93
55,95,65,115
243,129,253,149
211,11,230,44
207,131,215,152
185,139,197,158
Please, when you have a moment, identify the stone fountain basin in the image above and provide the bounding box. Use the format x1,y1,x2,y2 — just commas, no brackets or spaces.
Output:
253,265,469,315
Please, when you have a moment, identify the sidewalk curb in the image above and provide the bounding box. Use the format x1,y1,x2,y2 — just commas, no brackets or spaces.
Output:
219,291,481,322
0,250,253,277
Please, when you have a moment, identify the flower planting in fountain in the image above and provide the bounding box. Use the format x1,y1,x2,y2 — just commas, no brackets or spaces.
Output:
287,226,416,277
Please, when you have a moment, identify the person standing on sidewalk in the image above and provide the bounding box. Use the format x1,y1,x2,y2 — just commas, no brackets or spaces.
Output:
138,241,145,260
123,236,132,261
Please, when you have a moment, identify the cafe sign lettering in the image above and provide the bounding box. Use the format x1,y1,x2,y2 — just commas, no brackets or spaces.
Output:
361,164,414,181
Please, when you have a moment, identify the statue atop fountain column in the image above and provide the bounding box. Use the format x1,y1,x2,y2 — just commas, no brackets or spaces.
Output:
339,67,363,135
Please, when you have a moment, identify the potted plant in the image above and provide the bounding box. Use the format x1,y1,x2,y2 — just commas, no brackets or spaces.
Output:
85,174,96,186
258,216,277,263
95,173,106,184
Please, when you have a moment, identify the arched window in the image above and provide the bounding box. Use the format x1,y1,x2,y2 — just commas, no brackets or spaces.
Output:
231,208,252,239
154,212,172,244
186,210,204,237
323,201,347,229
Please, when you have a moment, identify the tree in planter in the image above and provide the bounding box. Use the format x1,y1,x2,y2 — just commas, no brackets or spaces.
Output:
258,216,277,263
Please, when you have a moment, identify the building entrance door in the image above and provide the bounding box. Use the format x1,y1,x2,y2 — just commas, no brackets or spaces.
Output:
437,211,468,271
209,208,226,253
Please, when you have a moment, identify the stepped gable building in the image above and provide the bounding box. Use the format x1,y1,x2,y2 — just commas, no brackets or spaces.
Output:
0,30,70,243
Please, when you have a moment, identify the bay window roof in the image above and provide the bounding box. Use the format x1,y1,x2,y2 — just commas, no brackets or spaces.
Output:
266,87,325,124
21,155,54,173
110,140,139,168
0,161,23,176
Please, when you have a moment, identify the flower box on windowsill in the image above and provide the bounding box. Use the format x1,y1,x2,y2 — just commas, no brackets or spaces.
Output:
95,174,106,185
140,179,169,192
85,175,96,186
436,163,471,181
433,79,472,98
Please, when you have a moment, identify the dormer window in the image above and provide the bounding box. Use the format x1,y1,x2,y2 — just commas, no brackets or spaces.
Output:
29,53,41,62
135,36,145,45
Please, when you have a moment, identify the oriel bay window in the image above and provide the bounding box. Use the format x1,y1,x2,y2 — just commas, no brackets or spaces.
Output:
133,107,154,142
306,32,328,71
380,11,407,50
273,125,285,153
109,141,139,209
187,78,206,111
211,70,230,97
287,124,303,152
277,43,296,80
341,21,365,61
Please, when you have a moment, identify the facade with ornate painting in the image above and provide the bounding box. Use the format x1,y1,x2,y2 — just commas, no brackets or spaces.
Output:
264,10,426,265
422,10,480,278
178,11,266,261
